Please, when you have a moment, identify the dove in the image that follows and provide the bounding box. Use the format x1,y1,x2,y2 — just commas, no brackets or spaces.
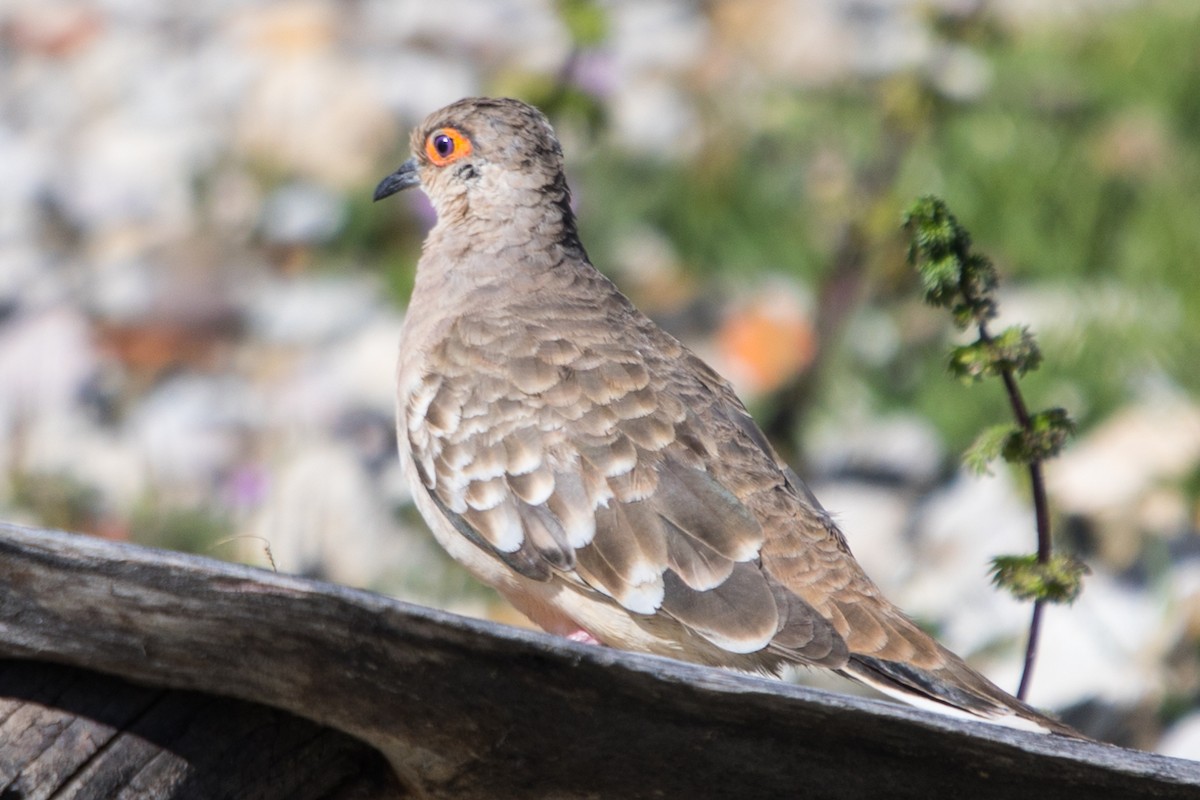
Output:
374,96,1076,736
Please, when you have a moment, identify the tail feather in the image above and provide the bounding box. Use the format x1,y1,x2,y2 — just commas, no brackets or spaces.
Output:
839,652,1083,738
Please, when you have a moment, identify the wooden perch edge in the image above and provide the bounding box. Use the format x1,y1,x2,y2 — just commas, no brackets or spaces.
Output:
0,659,405,799
0,521,1197,799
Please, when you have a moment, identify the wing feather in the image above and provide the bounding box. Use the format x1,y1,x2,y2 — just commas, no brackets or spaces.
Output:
407,312,847,666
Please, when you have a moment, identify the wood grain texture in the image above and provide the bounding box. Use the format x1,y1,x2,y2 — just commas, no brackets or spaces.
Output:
0,660,405,799
0,521,1196,799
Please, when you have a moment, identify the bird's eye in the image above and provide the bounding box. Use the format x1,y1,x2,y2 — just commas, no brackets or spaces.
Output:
425,128,472,166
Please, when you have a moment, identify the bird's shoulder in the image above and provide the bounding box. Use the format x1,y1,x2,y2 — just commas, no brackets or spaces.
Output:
404,267,776,480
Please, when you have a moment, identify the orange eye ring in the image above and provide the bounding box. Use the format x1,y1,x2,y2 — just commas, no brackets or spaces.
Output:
425,128,472,166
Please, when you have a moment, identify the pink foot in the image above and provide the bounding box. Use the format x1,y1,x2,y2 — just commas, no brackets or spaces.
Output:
566,629,602,645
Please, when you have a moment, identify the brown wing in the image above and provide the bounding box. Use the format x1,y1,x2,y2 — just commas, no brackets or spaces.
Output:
403,282,845,665
404,277,1079,732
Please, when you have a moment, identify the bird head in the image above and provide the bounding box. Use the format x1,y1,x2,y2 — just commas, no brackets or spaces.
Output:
373,97,571,227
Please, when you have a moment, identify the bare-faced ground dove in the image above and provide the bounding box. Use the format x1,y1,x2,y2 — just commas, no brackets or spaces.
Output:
374,96,1078,736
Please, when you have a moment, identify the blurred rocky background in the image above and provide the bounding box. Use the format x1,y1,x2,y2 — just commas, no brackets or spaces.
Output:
3,0,1199,753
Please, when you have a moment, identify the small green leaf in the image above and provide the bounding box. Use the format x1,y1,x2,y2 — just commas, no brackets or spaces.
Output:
905,197,1002,328
990,325,1043,376
1001,407,1076,463
904,196,963,262
990,553,1090,604
948,328,1044,383
920,254,963,307
962,252,998,298
964,424,1018,474
951,296,995,329
948,341,991,382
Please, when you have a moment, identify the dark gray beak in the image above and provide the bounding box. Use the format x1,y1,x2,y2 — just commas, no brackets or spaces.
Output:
373,157,420,201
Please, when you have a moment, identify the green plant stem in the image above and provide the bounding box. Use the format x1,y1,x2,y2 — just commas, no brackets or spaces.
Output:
1018,592,1046,701
909,194,1070,701
979,322,1052,701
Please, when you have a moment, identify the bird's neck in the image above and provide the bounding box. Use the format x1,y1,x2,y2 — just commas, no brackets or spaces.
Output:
410,204,589,318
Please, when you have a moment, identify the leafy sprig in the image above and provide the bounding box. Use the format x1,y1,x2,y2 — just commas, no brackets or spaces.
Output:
904,195,1086,700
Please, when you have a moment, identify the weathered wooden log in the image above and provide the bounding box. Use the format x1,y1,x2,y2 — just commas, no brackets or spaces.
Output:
0,521,1197,798
0,659,405,799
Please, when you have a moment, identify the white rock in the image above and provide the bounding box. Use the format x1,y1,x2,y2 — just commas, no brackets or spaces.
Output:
317,314,406,412
260,181,346,246
611,0,710,73
127,374,257,492
365,52,478,123
904,470,1037,654
245,274,383,345
18,412,147,512
807,411,945,485
0,244,60,310
926,43,993,101
1159,712,1200,760
365,0,567,72
246,438,410,586
1047,397,1200,519
843,308,901,368
261,312,404,432
0,307,95,429
709,0,932,86
55,116,198,237
230,18,397,186
609,79,702,158
847,0,933,77
908,470,1164,710
1006,572,1164,710
0,125,48,242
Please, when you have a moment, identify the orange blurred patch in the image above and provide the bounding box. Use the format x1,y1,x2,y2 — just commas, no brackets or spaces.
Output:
717,299,817,394
4,6,104,58
93,311,243,382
